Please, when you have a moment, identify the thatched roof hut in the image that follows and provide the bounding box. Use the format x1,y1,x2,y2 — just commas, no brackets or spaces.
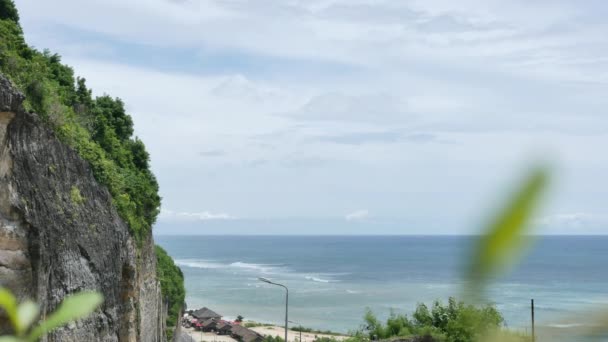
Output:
201,318,219,331
242,331,263,342
231,325,263,342
230,324,247,337
192,307,222,320
217,321,233,335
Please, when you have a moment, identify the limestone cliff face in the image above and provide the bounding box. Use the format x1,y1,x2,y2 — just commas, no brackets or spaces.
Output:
0,76,167,341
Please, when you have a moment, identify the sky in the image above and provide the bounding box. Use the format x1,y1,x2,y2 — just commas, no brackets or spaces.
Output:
14,0,608,235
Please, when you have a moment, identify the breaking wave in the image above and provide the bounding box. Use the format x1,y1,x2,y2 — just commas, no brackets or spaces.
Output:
305,275,333,283
229,261,285,274
175,259,224,269
546,323,586,328
176,259,288,275
176,259,344,284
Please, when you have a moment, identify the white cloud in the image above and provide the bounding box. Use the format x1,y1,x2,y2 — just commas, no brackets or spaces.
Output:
345,210,370,221
538,213,607,230
17,0,608,83
160,210,236,221
10,0,608,233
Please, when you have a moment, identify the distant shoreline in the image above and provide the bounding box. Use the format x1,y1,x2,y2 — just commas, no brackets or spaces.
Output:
182,320,348,342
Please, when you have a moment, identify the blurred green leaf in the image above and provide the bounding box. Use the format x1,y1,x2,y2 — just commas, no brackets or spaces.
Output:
0,288,18,330
16,300,39,334
27,291,102,342
466,167,549,298
0,336,21,342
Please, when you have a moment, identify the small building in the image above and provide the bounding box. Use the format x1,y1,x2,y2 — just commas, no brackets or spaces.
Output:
217,321,233,335
201,318,219,332
186,318,198,329
230,325,249,339
192,307,222,321
231,325,263,342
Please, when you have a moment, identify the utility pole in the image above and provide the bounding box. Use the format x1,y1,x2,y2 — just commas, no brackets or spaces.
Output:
531,299,535,342
259,277,289,342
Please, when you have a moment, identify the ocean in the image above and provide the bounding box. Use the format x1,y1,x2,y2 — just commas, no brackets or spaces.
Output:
156,235,608,340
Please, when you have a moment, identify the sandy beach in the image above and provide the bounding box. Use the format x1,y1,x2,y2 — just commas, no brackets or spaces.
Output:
182,327,238,342
249,325,348,342
182,324,348,342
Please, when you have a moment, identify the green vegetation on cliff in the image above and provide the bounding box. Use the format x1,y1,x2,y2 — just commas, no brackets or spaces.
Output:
0,1,184,339
0,0,159,244
156,245,186,340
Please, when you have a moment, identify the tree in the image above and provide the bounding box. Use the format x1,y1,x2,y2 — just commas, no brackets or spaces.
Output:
0,0,19,23
413,303,433,327
236,315,244,323
156,246,186,340
363,298,506,342
129,138,150,170
75,77,93,108
94,95,134,141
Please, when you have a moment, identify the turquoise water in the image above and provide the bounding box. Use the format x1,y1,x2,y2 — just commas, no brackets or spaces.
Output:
156,235,608,339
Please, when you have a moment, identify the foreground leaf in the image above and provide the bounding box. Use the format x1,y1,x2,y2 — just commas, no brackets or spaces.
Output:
27,291,103,342
0,288,18,330
466,167,549,298
16,300,39,334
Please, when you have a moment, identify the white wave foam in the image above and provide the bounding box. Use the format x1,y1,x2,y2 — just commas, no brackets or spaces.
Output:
425,284,452,290
175,259,224,269
305,275,333,283
177,259,286,275
346,289,361,294
546,323,586,328
177,259,343,284
229,261,284,274
297,288,332,294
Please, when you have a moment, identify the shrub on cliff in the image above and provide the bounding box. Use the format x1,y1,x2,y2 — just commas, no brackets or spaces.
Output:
156,245,186,340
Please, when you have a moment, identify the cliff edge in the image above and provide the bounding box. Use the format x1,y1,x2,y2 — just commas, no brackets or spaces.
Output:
0,76,166,341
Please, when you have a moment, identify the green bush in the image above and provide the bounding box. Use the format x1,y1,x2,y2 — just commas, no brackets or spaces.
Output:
0,0,18,23
314,334,367,342
70,186,84,205
362,298,508,342
263,336,285,342
156,246,185,340
244,321,273,328
291,326,341,336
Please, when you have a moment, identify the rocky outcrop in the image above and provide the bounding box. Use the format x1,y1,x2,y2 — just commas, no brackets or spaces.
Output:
0,75,167,341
